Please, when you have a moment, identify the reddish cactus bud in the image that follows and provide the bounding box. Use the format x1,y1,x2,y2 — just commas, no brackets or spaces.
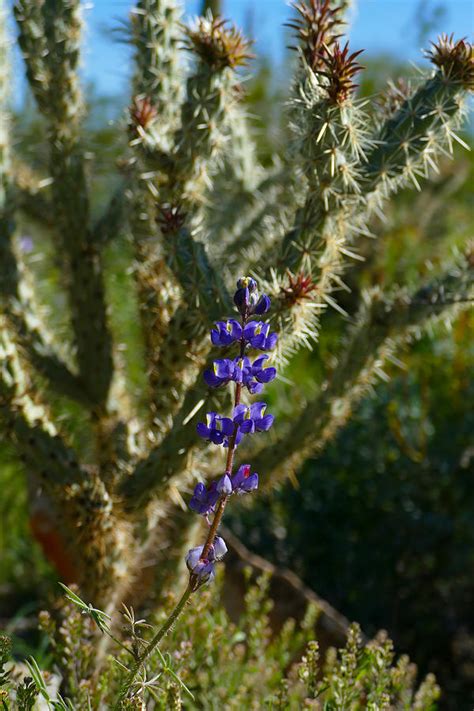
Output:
315,41,364,104
280,272,317,307
129,96,157,131
156,204,187,235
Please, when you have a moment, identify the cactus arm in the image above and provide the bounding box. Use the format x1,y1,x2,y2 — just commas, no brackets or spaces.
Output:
205,105,263,248
267,38,472,363
14,0,113,410
0,2,87,406
362,74,470,205
131,0,184,126
127,0,185,420
142,15,252,208
252,255,474,488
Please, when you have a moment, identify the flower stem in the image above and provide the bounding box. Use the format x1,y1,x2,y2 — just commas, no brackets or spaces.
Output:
114,584,192,708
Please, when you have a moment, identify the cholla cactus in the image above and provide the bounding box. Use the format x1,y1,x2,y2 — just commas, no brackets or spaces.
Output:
1,0,473,629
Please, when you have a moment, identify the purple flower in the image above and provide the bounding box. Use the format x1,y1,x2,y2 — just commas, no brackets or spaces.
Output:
185,537,228,587
231,464,259,494
196,412,234,445
250,355,277,385
189,481,220,515
211,319,242,347
229,355,276,394
243,321,278,351
233,276,272,318
234,276,259,315
186,546,215,585
213,535,228,558
233,402,274,434
254,294,271,315
217,473,233,495
204,359,236,388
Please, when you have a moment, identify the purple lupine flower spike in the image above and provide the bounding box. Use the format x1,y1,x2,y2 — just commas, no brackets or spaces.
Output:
187,276,275,587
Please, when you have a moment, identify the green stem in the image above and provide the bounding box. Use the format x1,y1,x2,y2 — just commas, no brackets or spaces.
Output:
114,585,192,708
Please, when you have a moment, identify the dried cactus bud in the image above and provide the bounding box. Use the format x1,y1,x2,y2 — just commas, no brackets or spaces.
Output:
426,34,474,90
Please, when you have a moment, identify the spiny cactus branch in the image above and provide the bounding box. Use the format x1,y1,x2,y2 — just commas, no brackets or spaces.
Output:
253,255,474,488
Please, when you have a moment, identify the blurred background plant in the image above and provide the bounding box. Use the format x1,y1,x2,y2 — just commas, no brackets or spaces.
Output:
1,0,473,708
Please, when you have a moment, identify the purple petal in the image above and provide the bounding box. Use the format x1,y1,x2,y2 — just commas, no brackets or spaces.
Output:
239,419,255,434
240,472,259,492
220,417,235,436
214,359,234,378
196,423,210,439
248,380,264,394
265,332,278,350
192,560,215,584
254,294,271,314
250,402,267,419
204,370,222,387
234,429,244,446
186,546,204,570
217,474,233,495
252,354,269,370
252,334,266,349
229,320,242,339
213,536,228,559
257,367,276,383
233,404,247,420
210,430,225,445
232,464,251,488
193,482,207,500
243,321,260,339
257,414,274,431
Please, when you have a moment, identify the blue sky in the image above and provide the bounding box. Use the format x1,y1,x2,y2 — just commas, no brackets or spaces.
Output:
81,0,473,98
10,0,474,101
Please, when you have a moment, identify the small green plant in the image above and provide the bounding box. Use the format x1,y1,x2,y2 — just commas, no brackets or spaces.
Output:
1,576,441,708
